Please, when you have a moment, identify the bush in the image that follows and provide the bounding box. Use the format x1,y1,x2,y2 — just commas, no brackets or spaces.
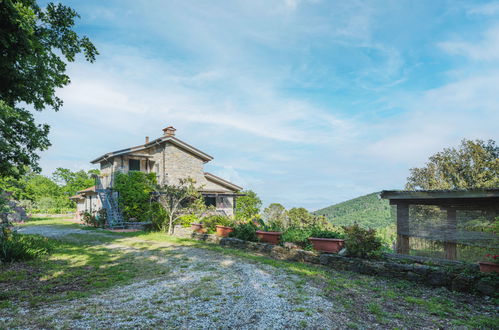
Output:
202,215,233,233
281,226,313,249
229,222,258,242
343,224,383,258
113,171,156,222
309,227,344,239
81,211,106,228
177,214,200,228
281,226,344,249
0,232,53,263
148,202,167,231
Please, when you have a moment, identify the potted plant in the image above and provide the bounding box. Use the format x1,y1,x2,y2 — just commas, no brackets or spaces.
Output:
478,254,499,273
190,223,204,233
255,219,282,245
214,216,235,237
308,228,345,253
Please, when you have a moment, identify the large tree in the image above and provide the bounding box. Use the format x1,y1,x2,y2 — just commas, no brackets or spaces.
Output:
406,139,499,190
0,0,97,178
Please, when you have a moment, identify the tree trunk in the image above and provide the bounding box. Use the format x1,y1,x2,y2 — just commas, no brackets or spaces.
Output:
168,215,174,235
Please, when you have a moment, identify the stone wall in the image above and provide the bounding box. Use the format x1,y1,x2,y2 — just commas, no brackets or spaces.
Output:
171,226,498,296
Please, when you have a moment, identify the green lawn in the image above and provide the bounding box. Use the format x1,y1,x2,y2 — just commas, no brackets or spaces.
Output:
1,218,498,329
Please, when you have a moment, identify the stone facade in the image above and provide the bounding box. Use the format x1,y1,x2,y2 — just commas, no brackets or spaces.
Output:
171,226,499,296
90,127,242,217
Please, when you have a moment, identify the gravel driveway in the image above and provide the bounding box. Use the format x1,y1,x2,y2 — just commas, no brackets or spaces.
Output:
10,225,345,329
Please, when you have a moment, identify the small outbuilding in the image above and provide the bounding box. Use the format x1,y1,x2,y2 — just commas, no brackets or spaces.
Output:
380,189,499,262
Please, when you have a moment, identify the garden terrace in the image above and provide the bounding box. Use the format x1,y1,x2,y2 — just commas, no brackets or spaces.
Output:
3,218,497,328
380,189,499,263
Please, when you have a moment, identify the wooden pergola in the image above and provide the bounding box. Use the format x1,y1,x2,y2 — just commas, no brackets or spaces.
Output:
380,189,499,260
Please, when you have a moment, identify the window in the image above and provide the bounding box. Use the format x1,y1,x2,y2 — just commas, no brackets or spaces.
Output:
129,159,140,171
204,196,216,207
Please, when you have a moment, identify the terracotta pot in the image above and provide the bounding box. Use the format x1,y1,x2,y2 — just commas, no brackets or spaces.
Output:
216,225,234,237
478,261,499,273
256,230,282,245
190,223,204,233
308,237,345,253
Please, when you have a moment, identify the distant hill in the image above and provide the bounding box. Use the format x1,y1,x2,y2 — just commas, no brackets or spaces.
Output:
314,192,393,229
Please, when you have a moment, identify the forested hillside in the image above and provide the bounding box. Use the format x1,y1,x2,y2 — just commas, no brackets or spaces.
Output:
314,192,393,229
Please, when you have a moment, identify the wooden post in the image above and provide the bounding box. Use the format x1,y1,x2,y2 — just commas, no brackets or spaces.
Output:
396,203,410,254
444,208,457,260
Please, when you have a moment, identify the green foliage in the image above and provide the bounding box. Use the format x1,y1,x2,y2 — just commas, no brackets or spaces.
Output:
406,139,499,190
155,178,201,234
343,224,383,258
201,215,233,233
0,168,98,213
314,193,392,230
0,101,50,177
309,228,344,239
81,210,106,228
235,190,262,221
281,226,344,249
0,0,97,177
262,203,287,228
0,231,52,263
113,171,156,222
229,222,258,242
256,218,284,232
281,227,313,249
177,214,199,228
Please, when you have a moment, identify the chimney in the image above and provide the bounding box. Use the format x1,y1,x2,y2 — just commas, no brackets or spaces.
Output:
162,126,176,137
145,136,149,144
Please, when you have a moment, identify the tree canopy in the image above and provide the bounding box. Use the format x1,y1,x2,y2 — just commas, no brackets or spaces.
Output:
235,190,262,221
406,139,499,190
0,0,97,177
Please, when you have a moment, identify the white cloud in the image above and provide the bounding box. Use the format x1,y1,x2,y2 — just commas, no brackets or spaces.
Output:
438,25,499,61
467,2,499,16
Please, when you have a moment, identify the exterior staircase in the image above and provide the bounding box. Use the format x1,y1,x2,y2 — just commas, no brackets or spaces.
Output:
95,176,125,228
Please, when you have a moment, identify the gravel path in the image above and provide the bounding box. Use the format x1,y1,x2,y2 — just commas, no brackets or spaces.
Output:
10,225,346,329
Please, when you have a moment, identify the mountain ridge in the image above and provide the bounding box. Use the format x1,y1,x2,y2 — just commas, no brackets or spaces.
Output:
313,192,393,229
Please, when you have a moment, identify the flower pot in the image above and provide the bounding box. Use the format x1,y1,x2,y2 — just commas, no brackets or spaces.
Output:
190,223,204,233
308,237,345,253
216,225,234,237
478,261,499,273
256,230,282,245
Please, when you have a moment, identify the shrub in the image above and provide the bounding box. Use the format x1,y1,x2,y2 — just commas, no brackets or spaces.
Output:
309,227,344,239
281,226,313,249
177,214,200,228
0,232,53,263
343,224,383,258
281,226,344,249
149,202,167,231
256,218,283,232
113,171,156,222
81,211,105,228
229,222,258,242
202,215,233,233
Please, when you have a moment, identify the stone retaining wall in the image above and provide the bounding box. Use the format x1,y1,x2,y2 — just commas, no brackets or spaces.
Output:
171,226,498,296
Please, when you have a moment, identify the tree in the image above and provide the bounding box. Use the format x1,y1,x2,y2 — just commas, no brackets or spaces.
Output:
0,0,98,177
52,168,97,197
262,203,287,228
155,178,200,234
287,207,314,228
406,139,499,190
235,190,262,221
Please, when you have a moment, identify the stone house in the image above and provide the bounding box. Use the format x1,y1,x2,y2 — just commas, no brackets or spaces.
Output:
71,126,242,224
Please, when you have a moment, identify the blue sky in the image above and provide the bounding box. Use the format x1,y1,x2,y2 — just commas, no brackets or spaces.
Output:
36,0,499,210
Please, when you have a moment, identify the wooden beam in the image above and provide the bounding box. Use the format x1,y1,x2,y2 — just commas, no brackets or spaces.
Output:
396,203,410,255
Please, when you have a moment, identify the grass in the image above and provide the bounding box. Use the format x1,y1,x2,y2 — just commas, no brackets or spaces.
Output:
2,218,498,329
